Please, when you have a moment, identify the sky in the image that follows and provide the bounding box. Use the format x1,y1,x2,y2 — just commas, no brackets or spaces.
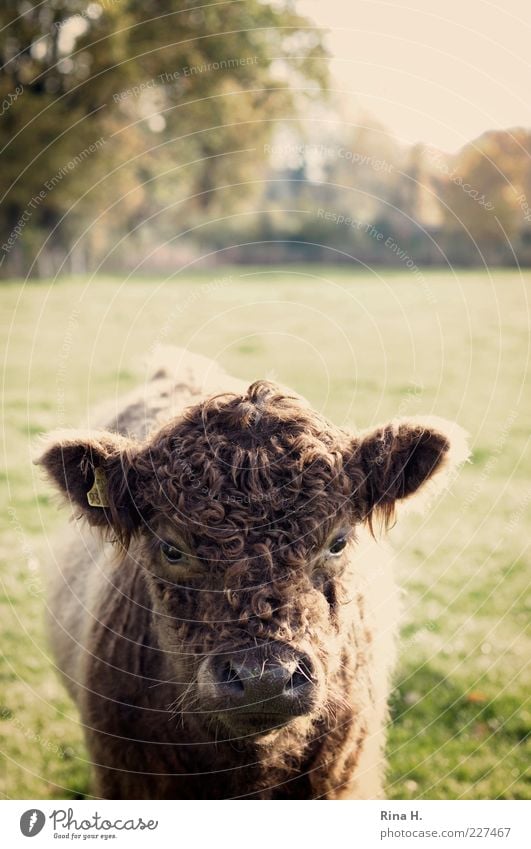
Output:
298,0,531,152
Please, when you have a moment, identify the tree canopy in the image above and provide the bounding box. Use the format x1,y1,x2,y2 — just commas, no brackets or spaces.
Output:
0,0,327,275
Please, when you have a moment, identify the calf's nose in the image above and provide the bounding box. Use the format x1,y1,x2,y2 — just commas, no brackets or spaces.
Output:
210,648,317,716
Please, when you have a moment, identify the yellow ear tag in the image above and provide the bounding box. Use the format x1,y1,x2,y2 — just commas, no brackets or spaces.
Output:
87,467,109,508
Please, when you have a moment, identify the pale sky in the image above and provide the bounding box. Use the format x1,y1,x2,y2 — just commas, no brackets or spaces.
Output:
298,0,531,152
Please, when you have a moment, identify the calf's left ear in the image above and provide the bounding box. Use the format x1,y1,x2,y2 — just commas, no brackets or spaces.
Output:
34,429,142,546
346,417,470,528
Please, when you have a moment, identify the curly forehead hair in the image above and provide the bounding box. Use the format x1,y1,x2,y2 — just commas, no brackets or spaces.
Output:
187,379,346,456
134,380,358,564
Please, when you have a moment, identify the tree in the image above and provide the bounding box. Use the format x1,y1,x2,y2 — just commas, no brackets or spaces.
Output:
0,0,327,276
431,130,531,263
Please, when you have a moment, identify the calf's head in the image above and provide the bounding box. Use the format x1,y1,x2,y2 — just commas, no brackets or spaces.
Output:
37,381,467,740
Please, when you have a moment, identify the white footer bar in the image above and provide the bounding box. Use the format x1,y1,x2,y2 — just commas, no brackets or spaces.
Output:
2,799,528,848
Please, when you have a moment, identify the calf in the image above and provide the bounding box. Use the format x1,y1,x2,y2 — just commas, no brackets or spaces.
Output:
37,349,468,799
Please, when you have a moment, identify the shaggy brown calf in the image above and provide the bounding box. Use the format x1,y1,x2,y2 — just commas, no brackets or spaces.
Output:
37,349,468,799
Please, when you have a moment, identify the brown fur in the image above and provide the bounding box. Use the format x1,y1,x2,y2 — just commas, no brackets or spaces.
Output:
36,348,469,799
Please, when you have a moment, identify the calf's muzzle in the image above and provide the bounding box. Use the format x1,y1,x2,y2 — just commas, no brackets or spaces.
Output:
198,644,319,735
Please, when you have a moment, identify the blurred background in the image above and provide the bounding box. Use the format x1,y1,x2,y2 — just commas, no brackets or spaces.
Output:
0,0,529,801
2,0,531,276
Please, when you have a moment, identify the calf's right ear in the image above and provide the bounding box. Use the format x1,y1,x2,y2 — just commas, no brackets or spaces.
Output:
34,429,142,546
345,416,470,531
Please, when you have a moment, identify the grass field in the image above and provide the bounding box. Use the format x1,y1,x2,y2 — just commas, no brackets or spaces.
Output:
1,266,529,799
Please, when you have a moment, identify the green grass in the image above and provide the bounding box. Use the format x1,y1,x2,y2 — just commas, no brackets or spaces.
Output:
1,267,529,799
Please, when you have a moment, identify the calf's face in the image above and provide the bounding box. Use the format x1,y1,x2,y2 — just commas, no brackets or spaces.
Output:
37,381,467,740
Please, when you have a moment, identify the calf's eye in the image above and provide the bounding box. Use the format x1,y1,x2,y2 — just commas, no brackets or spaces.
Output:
160,542,184,564
329,535,347,556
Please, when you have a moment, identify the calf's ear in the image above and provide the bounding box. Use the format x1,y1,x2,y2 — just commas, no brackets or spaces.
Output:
35,429,142,546
346,417,470,530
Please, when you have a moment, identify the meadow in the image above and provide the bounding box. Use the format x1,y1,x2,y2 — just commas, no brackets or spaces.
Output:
1,267,529,799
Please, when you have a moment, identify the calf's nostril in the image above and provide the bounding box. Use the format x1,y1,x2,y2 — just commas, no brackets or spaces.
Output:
288,669,307,691
219,660,245,694
286,657,315,693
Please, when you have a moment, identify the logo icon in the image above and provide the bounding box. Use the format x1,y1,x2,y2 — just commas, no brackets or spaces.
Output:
20,809,46,837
